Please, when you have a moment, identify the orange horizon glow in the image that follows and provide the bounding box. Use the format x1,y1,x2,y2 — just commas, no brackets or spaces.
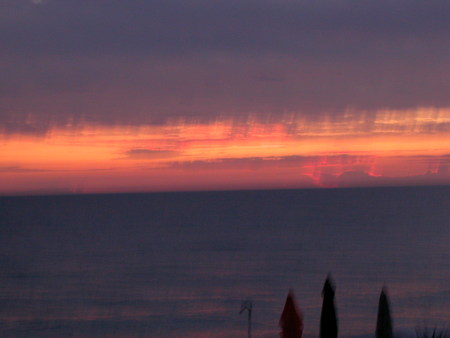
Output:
1,107,449,196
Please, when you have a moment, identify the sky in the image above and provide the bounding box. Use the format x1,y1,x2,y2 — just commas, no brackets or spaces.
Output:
1,0,449,195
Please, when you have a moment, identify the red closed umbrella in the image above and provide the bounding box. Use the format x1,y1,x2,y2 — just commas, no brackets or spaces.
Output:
279,289,303,338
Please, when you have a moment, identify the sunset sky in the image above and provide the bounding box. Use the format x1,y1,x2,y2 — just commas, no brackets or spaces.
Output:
1,0,449,195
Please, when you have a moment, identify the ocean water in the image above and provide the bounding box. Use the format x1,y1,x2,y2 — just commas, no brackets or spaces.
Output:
0,186,449,337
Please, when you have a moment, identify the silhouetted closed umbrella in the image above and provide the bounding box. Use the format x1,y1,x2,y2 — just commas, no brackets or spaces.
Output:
279,289,303,338
376,287,393,338
320,276,337,338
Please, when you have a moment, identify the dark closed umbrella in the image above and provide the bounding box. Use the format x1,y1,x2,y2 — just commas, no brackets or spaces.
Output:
376,287,393,338
320,276,338,338
279,289,303,338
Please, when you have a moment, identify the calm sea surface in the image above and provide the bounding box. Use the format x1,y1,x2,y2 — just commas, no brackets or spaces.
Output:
0,186,449,337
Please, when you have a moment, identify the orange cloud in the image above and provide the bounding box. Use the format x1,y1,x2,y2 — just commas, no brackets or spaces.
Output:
1,108,449,195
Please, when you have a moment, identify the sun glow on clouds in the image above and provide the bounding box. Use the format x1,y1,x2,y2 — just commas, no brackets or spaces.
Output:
0,108,449,195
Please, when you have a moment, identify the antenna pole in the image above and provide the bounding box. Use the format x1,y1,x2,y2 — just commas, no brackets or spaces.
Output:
240,300,253,338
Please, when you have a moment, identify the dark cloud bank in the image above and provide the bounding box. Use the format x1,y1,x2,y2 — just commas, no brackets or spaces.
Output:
1,0,449,133
167,154,450,187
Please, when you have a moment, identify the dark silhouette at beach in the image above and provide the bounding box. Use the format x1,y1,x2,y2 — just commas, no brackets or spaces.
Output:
320,276,338,338
376,287,393,338
279,289,303,337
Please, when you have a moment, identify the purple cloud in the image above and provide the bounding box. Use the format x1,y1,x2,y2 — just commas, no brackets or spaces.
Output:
0,0,449,133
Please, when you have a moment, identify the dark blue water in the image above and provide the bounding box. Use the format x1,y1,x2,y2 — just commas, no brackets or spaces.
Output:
1,186,449,337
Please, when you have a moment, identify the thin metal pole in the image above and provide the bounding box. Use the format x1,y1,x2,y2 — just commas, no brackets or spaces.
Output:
240,300,252,338
248,307,252,338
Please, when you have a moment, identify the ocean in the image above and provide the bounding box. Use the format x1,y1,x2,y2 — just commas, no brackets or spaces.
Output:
0,186,449,337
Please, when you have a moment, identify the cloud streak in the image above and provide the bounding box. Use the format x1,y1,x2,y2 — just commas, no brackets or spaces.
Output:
123,148,179,160
0,166,49,173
